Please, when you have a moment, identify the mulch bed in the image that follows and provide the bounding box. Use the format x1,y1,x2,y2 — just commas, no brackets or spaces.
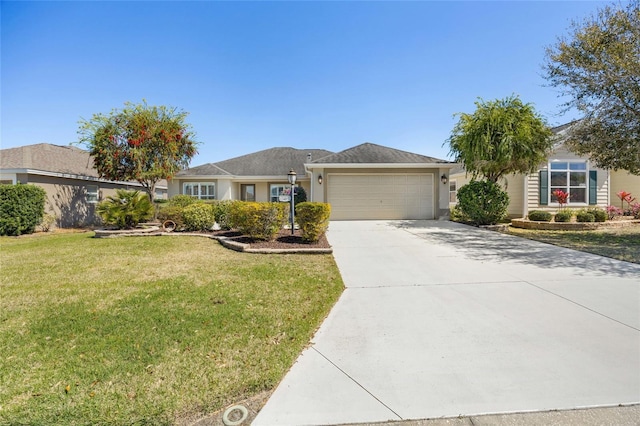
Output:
214,229,331,250
176,228,331,250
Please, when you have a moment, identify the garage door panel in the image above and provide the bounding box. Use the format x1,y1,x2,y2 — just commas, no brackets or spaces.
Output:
328,174,433,220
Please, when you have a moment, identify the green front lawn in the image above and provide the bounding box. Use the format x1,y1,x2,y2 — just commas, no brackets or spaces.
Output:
507,225,640,264
0,232,343,425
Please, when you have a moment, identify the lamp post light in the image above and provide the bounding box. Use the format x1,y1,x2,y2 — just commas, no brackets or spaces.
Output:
287,169,297,235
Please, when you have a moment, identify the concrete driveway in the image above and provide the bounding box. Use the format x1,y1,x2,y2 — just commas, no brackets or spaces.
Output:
252,221,640,425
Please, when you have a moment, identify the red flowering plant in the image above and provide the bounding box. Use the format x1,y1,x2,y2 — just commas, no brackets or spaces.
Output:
79,101,198,202
552,189,570,208
616,191,636,214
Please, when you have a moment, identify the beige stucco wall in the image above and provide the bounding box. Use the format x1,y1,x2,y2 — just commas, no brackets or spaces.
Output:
170,178,311,203
610,170,640,202
25,175,139,227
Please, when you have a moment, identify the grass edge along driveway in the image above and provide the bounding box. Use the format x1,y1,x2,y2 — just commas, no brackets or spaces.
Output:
506,225,640,264
0,232,344,425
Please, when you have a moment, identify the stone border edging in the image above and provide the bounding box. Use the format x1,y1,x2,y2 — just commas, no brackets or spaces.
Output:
93,226,160,238
93,229,332,254
511,218,640,230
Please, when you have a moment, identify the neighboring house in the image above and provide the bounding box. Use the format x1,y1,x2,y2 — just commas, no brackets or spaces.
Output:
171,143,456,220
0,143,168,227
449,125,640,218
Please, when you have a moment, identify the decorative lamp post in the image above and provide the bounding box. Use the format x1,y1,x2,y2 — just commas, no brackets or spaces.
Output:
287,169,297,235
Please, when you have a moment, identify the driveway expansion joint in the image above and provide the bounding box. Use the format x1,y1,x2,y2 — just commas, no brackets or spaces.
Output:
524,280,640,331
311,347,403,421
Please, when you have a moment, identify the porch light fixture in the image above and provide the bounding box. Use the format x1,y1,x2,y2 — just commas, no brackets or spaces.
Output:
441,174,448,185
287,169,297,235
317,174,323,185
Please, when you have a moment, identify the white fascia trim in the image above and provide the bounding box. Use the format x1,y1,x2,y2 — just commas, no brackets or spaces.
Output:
176,175,310,181
304,163,456,171
2,168,167,189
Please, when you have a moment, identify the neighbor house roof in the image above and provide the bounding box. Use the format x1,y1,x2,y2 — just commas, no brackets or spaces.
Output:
177,147,334,178
310,142,450,165
0,143,167,188
1,143,99,176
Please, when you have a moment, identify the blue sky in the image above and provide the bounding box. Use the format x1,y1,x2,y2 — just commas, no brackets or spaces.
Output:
2,1,610,166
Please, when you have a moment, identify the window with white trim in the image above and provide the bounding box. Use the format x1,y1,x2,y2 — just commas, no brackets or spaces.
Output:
549,161,587,204
184,183,216,200
449,180,457,203
270,184,294,202
86,185,99,203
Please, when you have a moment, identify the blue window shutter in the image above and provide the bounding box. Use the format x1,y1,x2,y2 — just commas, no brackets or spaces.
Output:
589,170,597,205
539,170,548,205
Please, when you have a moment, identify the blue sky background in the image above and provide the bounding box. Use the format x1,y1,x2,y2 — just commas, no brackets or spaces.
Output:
2,1,610,166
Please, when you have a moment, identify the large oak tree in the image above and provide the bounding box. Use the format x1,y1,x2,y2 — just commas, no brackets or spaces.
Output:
544,1,640,175
79,101,198,200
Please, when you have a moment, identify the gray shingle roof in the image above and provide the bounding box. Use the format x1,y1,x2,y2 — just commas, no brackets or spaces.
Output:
1,143,98,176
178,147,334,177
311,142,449,164
175,163,232,176
0,143,167,188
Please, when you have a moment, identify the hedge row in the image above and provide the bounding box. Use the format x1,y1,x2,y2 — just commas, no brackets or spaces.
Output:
157,197,331,242
0,184,46,236
527,208,607,223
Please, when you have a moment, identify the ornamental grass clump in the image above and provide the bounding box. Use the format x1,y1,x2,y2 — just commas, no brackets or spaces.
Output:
295,202,331,243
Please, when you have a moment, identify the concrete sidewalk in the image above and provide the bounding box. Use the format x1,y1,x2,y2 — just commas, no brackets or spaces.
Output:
252,221,640,425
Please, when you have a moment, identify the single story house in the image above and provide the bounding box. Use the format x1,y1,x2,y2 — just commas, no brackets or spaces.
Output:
171,143,456,220
0,143,168,227
449,124,640,217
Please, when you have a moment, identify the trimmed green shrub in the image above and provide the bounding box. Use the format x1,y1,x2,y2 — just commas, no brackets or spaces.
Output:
456,180,509,226
528,210,552,222
97,190,154,229
449,204,470,223
182,203,216,231
576,211,595,223
211,200,240,230
169,194,199,208
553,210,573,223
229,202,288,241
296,202,331,243
587,207,607,222
157,205,186,230
0,184,46,236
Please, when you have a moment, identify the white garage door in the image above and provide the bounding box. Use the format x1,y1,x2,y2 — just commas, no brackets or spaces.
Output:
327,173,434,220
